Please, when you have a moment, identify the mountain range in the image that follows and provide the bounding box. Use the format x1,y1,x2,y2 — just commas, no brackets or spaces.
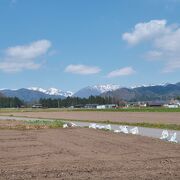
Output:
0,88,65,102
0,83,180,102
101,82,180,102
0,84,120,102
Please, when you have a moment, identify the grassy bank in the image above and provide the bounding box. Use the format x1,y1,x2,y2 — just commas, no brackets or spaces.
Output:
0,120,64,130
25,120,64,128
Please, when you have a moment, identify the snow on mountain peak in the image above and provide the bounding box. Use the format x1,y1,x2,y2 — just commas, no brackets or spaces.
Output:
29,87,47,93
46,88,60,95
93,84,120,93
28,87,73,97
130,83,171,89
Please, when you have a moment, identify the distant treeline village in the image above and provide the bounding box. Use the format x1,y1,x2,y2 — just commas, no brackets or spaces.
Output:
0,95,180,109
0,96,119,108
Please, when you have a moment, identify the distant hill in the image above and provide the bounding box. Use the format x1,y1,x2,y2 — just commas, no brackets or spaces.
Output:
101,82,180,101
0,88,65,103
0,92,5,97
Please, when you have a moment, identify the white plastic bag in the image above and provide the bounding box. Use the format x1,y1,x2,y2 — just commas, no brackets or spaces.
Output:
104,124,111,130
114,130,120,133
63,124,68,128
169,132,178,143
89,123,97,129
119,125,128,134
160,130,169,140
98,125,105,129
65,122,77,127
130,127,139,135
70,122,77,127
95,124,101,129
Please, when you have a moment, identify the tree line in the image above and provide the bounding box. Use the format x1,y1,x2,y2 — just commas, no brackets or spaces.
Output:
0,95,125,108
39,96,124,108
0,97,24,108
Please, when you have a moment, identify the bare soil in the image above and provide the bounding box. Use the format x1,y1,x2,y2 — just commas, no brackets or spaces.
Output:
0,128,180,179
3,111,180,125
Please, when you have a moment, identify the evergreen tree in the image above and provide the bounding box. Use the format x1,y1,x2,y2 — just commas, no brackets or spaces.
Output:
0,97,24,108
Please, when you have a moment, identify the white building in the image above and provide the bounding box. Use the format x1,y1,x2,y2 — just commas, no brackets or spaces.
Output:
97,104,117,109
97,105,106,109
164,104,179,108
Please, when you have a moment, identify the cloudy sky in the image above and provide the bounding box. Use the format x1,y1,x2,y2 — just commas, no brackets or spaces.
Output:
0,0,180,91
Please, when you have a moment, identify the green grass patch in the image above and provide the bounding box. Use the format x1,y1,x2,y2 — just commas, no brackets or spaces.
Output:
0,119,65,130
25,120,64,128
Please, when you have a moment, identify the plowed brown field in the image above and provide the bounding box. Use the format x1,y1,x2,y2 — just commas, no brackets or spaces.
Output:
0,128,180,179
2,111,180,124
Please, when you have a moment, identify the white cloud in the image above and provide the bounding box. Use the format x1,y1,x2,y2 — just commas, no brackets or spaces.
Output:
150,28,180,72
0,62,41,73
65,64,101,75
123,19,180,72
122,20,168,45
154,29,180,52
5,40,51,59
0,40,51,72
107,67,135,78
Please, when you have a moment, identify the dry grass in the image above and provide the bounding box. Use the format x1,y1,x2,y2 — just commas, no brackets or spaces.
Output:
0,120,64,130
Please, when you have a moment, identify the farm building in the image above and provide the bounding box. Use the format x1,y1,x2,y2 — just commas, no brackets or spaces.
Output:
164,104,179,108
32,104,43,108
97,104,118,109
84,104,99,109
146,101,165,107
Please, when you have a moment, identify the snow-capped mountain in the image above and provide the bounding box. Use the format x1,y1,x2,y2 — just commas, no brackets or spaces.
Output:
73,84,120,98
45,88,73,97
1,82,179,102
0,87,72,102
130,83,170,89
102,82,180,101
93,84,121,93
28,87,47,94
28,87,73,97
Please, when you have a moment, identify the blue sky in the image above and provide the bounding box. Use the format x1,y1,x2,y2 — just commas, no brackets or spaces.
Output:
0,0,180,92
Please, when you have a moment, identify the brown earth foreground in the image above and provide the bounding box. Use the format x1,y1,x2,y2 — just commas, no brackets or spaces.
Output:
0,128,180,179
2,111,180,124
